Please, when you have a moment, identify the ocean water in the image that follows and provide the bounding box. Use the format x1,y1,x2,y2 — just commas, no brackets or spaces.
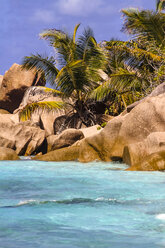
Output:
0,161,165,248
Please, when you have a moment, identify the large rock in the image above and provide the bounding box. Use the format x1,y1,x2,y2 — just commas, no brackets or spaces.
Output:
79,93,165,162
33,112,129,162
34,145,80,161
79,115,125,162
127,82,165,112
0,109,10,114
15,86,66,135
123,132,165,166
33,92,165,164
0,114,46,155
34,125,104,161
0,64,45,112
150,83,165,97
47,129,84,152
0,147,20,160
96,114,114,125
126,151,165,171
17,86,63,109
81,125,102,138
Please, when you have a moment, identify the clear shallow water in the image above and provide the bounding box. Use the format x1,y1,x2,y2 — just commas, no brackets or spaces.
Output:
0,161,165,248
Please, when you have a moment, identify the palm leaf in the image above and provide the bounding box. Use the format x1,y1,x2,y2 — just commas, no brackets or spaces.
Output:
110,67,150,92
90,80,111,101
40,29,74,65
19,101,65,121
106,42,163,62
76,27,95,59
156,0,165,11
122,9,165,47
22,54,59,86
73,23,81,44
34,86,64,96
56,60,88,95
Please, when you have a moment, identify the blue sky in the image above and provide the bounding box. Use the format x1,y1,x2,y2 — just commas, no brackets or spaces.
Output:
0,0,155,75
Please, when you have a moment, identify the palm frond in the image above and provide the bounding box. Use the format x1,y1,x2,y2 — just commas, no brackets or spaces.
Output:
106,41,163,62
90,80,111,101
73,23,80,44
19,101,65,121
110,67,150,92
22,54,59,86
156,0,165,12
40,28,67,46
35,86,64,96
56,60,87,95
76,26,95,59
40,28,76,65
122,9,165,47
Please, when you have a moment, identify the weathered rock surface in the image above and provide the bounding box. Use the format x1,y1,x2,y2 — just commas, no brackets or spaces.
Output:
31,91,165,167
34,116,122,162
0,147,20,160
96,114,113,125
15,86,66,135
0,64,45,112
127,82,165,112
78,93,165,162
126,151,165,171
35,145,80,161
79,115,125,162
0,109,10,114
123,132,165,166
150,83,165,97
16,86,63,109
0,114,46,155
47,129,84,152
81,125,102,138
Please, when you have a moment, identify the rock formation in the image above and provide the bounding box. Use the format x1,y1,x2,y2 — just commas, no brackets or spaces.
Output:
0,113,46,156
0,64,45,112
47,129,84,152
34,86,165,171
15,86,67,135
0,147,20,160
126,151,165,171
123,132,165,166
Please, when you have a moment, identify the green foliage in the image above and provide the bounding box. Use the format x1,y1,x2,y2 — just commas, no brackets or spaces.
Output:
156,0,165,12
34,86,64,95
101,122,107,128
97,126,102,130
20,5,165,124
91,7,165,112
19,101,65,121
22,24,106,99
21,24,107,123
122,9,165,47
22,54,59,86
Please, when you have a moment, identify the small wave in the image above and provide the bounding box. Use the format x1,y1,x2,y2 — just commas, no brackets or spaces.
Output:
156,214,165,220
1,197,120,208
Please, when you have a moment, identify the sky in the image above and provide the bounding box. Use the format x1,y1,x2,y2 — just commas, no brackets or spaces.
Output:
0,0,155,75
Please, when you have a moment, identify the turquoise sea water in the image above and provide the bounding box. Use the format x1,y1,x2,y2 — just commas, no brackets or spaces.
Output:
0,160,165,248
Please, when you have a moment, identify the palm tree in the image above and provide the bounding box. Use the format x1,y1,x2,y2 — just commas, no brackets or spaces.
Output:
156,0,165,11
20,24,107,130
92,7,165,113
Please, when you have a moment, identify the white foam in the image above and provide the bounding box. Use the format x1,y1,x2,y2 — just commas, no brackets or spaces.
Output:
156,214,165,220
17,199,57,206
96,197,104,201
17,199,38,206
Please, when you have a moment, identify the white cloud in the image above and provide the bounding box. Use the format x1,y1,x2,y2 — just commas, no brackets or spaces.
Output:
31,0,144,25
32,9,55,23
55,0,113,16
